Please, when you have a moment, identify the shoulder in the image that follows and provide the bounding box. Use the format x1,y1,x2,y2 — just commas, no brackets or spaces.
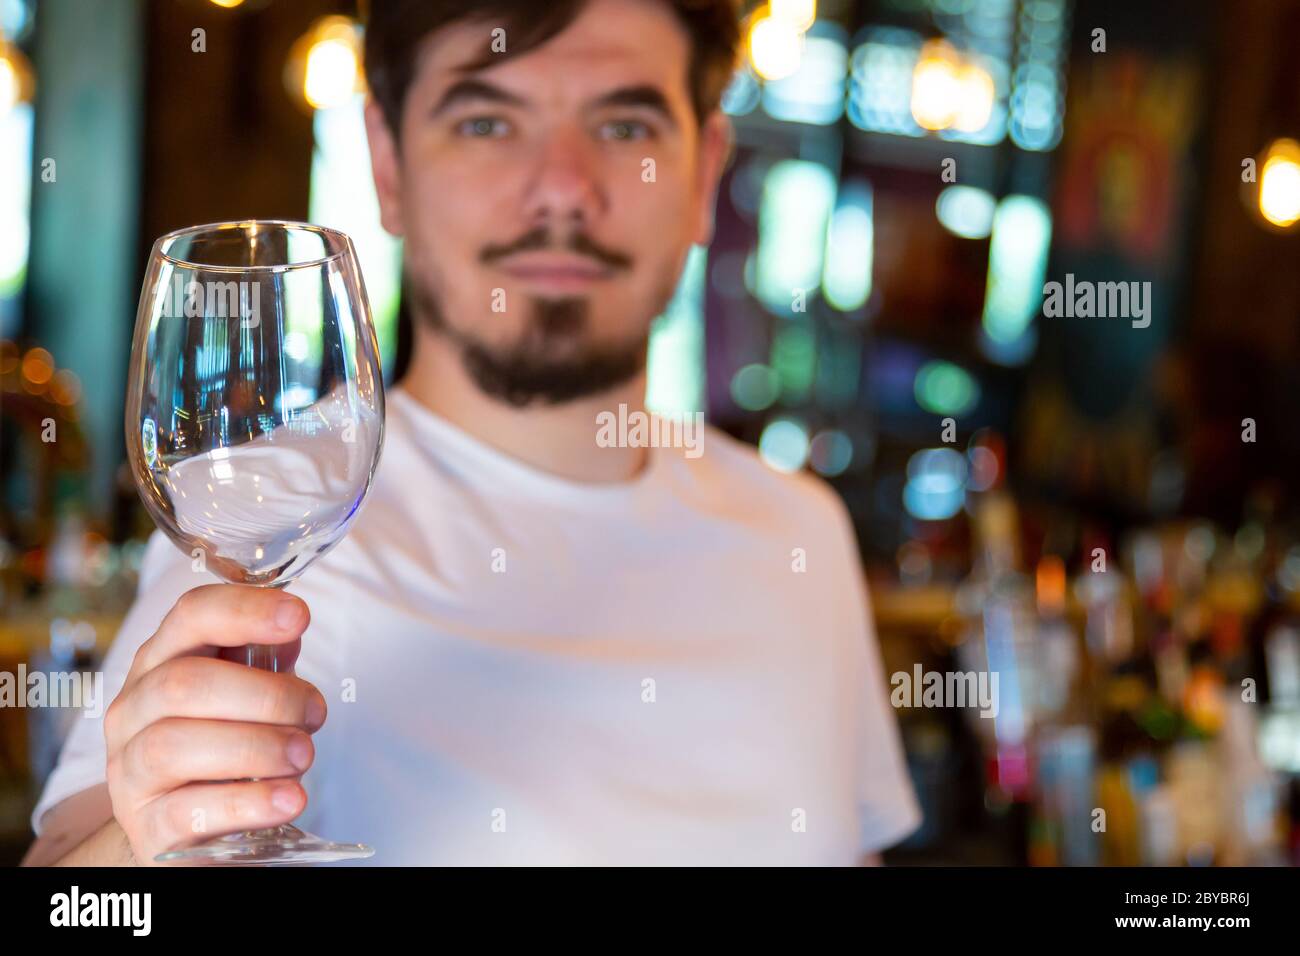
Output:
671,423,855,545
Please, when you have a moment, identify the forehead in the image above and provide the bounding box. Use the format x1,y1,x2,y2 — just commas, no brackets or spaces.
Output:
410,0,693,106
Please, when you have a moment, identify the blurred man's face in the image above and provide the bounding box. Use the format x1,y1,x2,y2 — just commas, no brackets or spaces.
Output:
366,0,732,407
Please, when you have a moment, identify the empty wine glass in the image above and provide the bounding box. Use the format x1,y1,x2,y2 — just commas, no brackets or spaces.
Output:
125,220,384,863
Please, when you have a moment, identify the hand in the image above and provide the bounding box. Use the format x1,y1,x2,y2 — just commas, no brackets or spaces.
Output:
103,584,326,865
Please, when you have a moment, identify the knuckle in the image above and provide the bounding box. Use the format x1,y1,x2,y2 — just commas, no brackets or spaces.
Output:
155,658,206,708
130,637,154,671
103,697,123,741
133,721,177,778
173,586,205,620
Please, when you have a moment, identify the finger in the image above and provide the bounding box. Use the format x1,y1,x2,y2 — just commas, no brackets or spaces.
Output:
107,656,326,746
142,778,307,860
119,718,315,802
126,584,310,681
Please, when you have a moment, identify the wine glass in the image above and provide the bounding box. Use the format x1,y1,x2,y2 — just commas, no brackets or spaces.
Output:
124,220,385,864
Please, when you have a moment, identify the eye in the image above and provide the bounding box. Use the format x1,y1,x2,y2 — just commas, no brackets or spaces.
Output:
457,117,510,138
599,119,652,142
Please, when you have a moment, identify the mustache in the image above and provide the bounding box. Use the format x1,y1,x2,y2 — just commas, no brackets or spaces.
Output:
479,226,633,271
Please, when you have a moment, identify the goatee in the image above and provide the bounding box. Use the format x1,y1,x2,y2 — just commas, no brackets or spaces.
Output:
411,281,647,408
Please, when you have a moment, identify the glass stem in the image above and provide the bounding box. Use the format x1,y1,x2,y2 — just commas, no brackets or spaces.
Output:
243,581,290,791
244,578,293,672
243,643,281,671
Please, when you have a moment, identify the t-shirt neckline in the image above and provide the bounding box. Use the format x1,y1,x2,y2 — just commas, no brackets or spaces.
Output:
387,385,666,507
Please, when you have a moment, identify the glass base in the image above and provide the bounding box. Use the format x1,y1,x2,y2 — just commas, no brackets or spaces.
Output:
154,824,374,865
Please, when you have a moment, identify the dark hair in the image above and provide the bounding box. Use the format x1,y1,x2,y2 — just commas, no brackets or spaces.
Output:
363,0,742,137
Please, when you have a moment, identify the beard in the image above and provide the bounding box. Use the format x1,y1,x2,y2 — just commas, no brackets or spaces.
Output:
415,284,649,408
406,224,686,408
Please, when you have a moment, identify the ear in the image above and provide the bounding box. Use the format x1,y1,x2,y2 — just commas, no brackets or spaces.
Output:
691,110,735,247
364,98,406,238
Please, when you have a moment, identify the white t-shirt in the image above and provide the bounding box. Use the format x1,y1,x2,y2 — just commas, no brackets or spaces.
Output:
33,387,920,864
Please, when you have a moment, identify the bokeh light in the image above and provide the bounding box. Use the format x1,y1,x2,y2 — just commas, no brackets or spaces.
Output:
936,185,997,239
759,418,810,473
286,17,363,112
910,39,963,131
731,363,781,411
770,0,816,33
1259,138,1300,228
809,429,853,476
914,359,980,417
904,447,968,520
748,12,803,81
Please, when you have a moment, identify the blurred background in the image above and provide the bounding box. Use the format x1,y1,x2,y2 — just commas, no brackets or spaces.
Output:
3,0,1300,866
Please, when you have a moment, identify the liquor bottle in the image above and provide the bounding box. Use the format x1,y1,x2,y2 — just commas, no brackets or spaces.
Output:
955,490,1037,798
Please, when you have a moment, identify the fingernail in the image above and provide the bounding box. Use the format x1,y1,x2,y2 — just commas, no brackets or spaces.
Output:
306,695,326,730
275,598,303,631
286,733,313,771
271,785,301,814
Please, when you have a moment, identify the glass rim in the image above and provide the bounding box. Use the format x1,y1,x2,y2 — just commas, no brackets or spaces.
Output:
152,219,353,274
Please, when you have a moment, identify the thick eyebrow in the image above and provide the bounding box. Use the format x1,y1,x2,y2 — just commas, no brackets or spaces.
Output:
430,78,678,129
430,78,529,118
589,85,679,128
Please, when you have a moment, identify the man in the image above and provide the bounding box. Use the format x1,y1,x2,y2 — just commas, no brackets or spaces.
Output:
24,0,919,865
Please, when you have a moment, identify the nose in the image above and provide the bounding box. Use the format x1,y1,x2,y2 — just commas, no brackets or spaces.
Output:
521,125,606,233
